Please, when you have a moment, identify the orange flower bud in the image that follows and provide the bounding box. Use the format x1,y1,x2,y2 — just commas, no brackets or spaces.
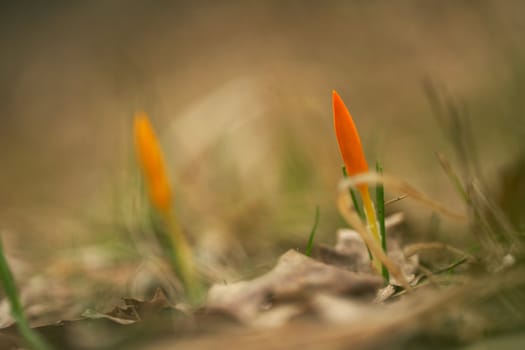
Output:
134,112,172,213
332,90,381,255
332,90,369,178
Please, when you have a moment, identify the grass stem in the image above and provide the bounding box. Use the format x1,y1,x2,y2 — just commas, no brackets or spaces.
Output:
305,206,320,256
162,212,203,305
342,166,365,220
342,166,373,261
376,161,390,284
436,152,469,203
0,238,54,350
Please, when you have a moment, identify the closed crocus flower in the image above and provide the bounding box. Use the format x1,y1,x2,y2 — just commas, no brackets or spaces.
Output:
332,90,381,259
134,112,173,214
332,90,369,182
133,112,201,301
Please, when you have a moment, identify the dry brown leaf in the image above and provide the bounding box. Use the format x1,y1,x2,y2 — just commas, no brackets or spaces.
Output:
321,213,418,287
206,249,382,325
81,288,184,325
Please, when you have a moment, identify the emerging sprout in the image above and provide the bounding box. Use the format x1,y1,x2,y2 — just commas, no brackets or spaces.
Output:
332,90,381,270
133,112,201,303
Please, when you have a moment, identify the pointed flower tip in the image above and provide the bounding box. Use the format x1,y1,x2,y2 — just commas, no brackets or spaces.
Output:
331,90,369,176
332,90,341,107
133,112,152,139
134,110,147,119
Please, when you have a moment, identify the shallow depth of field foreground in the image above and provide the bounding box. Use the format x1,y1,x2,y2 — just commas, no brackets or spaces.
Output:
1,1,525,349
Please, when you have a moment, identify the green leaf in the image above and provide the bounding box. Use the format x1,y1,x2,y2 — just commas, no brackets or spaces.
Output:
305,206,320,257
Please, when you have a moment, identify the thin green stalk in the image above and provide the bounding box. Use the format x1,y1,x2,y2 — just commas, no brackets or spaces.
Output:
305,206,320,256
342,165,372,261
342,166,365,220
376,161,390,284
0,238,53,350
148,202,203,305
162,212,203,305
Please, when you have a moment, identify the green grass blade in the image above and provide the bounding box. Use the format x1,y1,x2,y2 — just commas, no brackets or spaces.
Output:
376,161,390,284
342,166,365,221
305,206,320,256
149,208,203,305
0,238,54,350
163,214,204,305
342,165,372,261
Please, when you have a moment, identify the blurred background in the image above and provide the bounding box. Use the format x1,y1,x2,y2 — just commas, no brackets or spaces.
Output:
1,0,524,284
